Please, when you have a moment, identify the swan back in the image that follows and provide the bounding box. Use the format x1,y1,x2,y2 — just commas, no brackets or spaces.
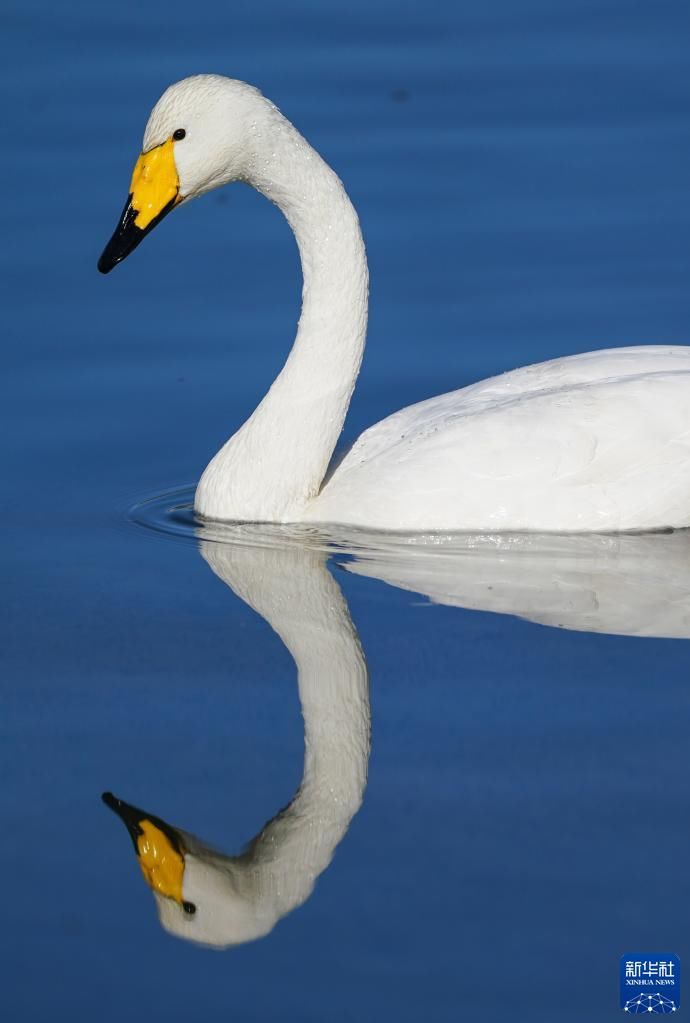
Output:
311,347,690,531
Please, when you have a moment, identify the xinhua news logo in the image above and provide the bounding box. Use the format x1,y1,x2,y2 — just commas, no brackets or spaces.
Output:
620,953,680,1014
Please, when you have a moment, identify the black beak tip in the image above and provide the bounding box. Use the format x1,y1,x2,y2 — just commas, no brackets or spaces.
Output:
102,791,144,852
97,251,118,275
97,192,178,276
97,196,141,275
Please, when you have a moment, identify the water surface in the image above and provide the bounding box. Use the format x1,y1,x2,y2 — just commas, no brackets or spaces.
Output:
4,1,690,1019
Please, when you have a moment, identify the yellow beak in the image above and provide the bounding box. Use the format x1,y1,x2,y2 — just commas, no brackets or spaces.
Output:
102,791,196,915
98,138,181,274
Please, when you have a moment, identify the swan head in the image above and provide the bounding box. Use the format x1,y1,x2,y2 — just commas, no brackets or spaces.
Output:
102,791,278,948
98,75,265,274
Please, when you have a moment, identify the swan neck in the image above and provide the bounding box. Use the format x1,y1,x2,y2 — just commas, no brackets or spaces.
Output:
195,108,368,522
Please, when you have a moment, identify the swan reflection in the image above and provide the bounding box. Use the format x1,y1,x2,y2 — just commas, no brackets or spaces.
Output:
104,524,690,946
190,516,690,637
104,538,370,948
340,529,690,638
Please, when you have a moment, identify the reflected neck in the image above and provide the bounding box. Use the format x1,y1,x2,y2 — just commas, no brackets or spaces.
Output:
247,556,370,908
203,540,370,924
195,106,368,522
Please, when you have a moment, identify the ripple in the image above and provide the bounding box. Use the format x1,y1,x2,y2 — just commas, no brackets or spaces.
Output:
128,485,199,543
127,484,677,559
127,485,371,556
127,484,544,561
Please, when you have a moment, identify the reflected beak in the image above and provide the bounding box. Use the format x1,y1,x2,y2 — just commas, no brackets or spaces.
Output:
98,137,181,274
102,791,152,851
102,791,196,914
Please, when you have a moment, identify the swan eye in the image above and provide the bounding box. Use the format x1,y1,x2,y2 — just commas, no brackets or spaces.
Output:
183,901,196,915
173,128,186,141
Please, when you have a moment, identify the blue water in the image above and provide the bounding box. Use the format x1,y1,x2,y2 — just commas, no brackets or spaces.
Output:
4,0,690,1018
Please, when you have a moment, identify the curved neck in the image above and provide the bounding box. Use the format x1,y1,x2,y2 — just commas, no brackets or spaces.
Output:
239,556,370,919
195,109,369,522
196,538,370,943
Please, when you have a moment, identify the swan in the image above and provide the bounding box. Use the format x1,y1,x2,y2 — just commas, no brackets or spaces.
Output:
103,536,370,948
99,74,690,532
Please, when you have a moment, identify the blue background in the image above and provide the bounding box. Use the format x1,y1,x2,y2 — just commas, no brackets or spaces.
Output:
3,1,690,1020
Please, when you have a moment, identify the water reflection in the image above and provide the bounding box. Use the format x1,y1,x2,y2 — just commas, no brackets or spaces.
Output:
344,530,690,638
131,491,690,638
105,521,690,947
104,537,370,948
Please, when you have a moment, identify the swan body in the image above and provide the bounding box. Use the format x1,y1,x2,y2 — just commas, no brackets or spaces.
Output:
308,348,690,531
100,76,690,532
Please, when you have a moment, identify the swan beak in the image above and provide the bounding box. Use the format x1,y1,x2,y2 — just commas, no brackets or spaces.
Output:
98,137,181,274
102,791,196,915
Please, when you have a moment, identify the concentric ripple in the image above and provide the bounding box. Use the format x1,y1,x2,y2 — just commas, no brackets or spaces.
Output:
126,484,533,558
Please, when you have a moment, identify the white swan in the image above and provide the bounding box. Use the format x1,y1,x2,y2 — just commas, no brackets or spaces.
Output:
103,537,370,948
99,74,690,532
